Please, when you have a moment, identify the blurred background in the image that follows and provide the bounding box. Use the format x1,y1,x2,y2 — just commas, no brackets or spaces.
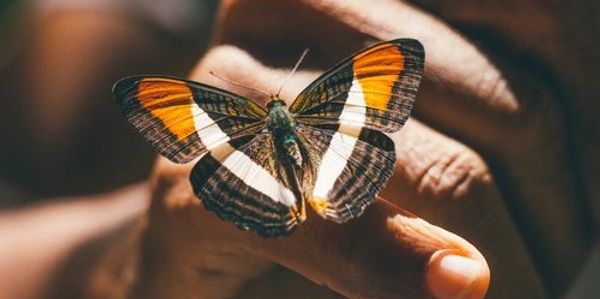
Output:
0,0,598,298
0,0,218,203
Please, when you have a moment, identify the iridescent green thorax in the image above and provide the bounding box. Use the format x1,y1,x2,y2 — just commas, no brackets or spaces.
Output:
267,98,295,135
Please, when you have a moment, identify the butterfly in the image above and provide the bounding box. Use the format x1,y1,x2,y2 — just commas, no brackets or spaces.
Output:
113,39,424,237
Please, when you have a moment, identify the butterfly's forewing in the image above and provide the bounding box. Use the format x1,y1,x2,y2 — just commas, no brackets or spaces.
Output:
190,134,306,237
113,76,267,163
290,39,424,133
291,39,424,221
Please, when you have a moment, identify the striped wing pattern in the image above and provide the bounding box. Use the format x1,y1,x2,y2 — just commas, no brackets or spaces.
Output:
190,134,305,237
114,76,307,237
297,124,396,222
113,76,267,163
291,38,424,133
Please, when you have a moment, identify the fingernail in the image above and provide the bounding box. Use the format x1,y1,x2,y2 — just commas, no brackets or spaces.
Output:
426,250,489,299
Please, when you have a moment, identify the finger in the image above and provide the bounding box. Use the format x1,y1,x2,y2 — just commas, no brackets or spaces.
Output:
406,0,592,71
257,200,491,299
409,0,600,233
217,0,594,294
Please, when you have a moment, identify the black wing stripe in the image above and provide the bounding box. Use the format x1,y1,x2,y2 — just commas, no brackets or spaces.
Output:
324,129,395,220
298,125,396,223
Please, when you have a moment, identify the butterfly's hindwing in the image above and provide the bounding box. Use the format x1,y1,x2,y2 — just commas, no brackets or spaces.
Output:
291,39,424,133
190,134,306,237
297,124,396,222
113,76,267,163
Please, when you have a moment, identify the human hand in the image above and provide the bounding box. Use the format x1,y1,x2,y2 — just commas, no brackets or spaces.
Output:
222,0,598,293
134,0,599,298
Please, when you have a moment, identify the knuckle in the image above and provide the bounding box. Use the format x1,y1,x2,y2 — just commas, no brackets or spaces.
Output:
471,66,521,116
415,146,492,201
468,57,564,127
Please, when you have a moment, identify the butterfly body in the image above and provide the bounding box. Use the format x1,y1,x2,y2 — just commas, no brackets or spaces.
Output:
265,98,309,220
113,39,424,237
266,99,301,165
266,99,294,133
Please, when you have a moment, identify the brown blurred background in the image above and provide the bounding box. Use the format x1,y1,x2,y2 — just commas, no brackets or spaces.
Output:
0,0,598,298
0,0,220,203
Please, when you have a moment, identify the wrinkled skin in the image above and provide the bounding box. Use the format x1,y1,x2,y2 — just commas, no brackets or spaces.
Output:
0,1,598,299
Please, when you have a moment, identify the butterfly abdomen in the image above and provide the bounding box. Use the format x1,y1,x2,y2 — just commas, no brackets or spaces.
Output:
266,99,293,131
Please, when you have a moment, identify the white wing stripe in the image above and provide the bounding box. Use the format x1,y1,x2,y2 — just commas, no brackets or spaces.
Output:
192,104,296,206
221,150,297,207
312,78,366,199
192,104,230,151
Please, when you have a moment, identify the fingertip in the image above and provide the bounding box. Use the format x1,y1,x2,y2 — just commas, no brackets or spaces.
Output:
426,250,490,299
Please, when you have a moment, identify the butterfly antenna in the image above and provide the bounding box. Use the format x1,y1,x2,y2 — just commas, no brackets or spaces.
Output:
275,48,310,97
209,71,271,97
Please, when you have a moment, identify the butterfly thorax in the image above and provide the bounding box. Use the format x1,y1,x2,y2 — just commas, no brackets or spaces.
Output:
266,99,302,165
266,99,294,134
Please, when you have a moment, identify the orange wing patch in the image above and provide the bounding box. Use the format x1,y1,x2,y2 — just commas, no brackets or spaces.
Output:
137,78,196,141
308,196,329,215
352,43,405,110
